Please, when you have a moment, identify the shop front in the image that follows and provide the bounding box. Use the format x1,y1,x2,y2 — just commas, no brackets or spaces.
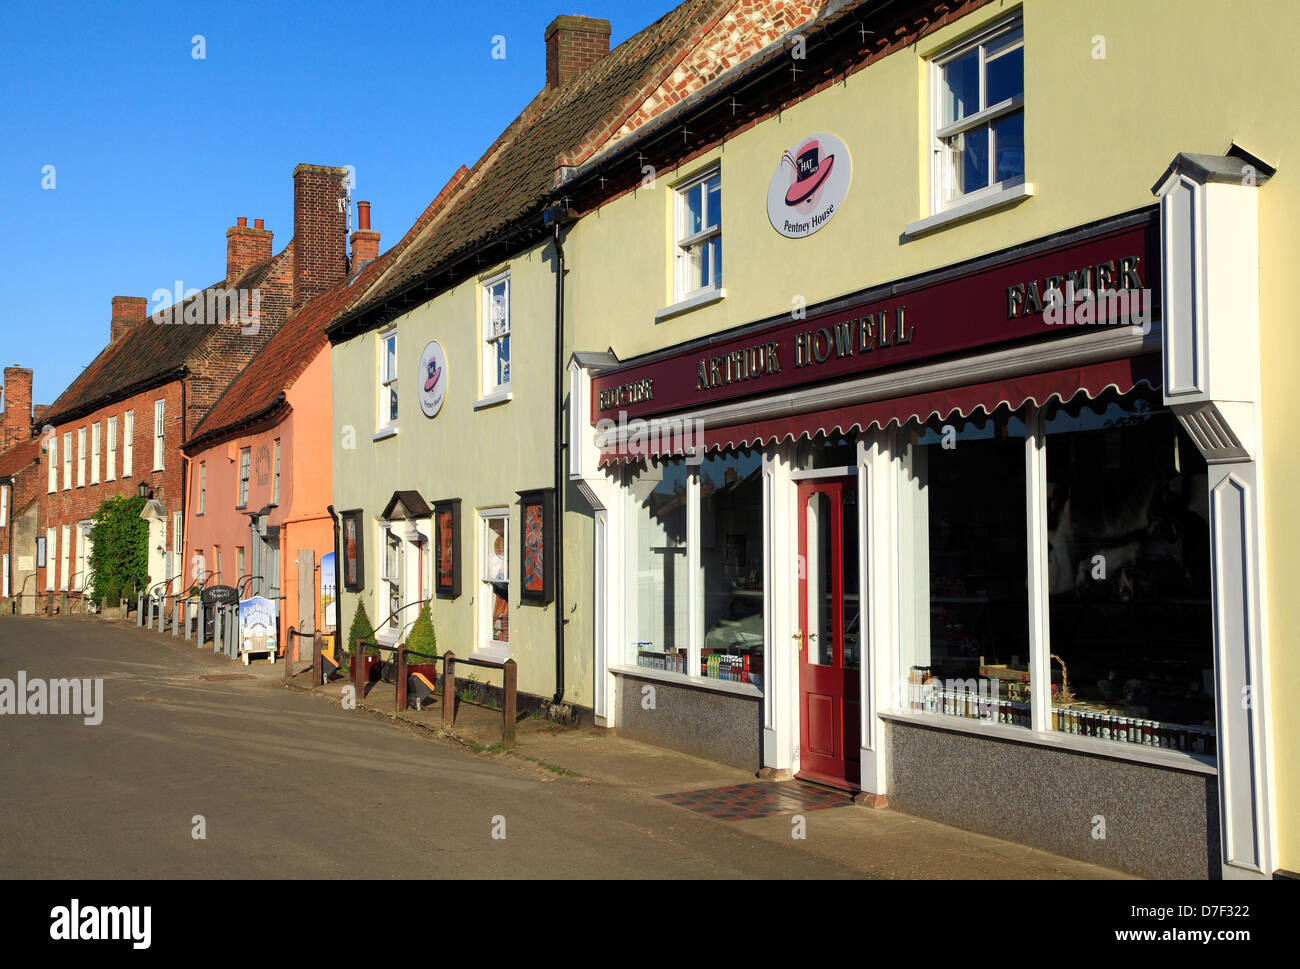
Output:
570,191,1277,879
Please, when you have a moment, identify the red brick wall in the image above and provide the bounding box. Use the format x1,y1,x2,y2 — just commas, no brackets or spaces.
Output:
37,380,187,593
1,366,33,451
226,218,274,282
109,296,148,346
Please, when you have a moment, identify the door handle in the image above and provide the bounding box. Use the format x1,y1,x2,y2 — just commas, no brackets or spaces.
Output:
791,629,803,651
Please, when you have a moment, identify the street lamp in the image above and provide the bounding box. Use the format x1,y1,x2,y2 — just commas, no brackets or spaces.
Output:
137,482,150,499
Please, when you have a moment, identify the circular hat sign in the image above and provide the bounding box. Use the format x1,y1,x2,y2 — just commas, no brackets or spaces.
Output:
418,341,447,418
767,133,852,238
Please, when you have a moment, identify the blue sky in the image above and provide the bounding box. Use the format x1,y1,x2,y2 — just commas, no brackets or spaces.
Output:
0,0,669,407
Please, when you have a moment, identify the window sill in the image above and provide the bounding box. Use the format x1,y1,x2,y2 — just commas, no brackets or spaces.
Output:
611,664,763,698
469,645,509,665
904,181,1034,238
656,287,726,323
879,709,1216,775
372,425,398,442
474,389,513,410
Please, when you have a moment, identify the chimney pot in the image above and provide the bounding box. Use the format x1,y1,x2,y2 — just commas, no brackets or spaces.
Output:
350,202,380,273
545,15,611,89
226,217,273,282
357,201,371,231
254,218,264,230
237,217,247,227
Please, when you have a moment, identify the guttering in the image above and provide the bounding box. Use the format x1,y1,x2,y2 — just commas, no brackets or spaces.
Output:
546,204,577,705
41,365,189,431
326,505,342,636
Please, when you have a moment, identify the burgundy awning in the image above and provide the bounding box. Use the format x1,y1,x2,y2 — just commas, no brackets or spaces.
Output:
599,354,1161,464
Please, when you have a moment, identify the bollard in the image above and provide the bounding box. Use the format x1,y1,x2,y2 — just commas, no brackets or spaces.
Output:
157,598,166,633
184,602,192,641
312,632,322,686
503,658,517,750
214,605,223,653
396,646,408,713
228,607,238,659
442,652,456,729
136,593,144,626
172,600,180,636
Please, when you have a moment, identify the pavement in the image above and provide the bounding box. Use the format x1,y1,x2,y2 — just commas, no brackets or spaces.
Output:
0,614,1132,879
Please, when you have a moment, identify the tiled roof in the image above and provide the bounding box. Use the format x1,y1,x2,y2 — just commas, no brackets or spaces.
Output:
184,175,461,447
0,438,40,479
332,0,728,337
41,254,289,429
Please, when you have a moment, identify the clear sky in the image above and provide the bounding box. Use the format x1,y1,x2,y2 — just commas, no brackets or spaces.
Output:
0,0,670,408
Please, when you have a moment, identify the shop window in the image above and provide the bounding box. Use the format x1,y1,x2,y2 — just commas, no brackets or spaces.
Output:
1044,390,1214,753
378,329,398,433
899,406,1030,725
237,447,250,508
931,15,1024,210
625,459,689,672
700,451,765,687
479,510,509,655
796,431,860,471
106,416,117,481
62,431,72,490
122,410,134,477
674,168,722,300
90,423,101,485
481,272,511,399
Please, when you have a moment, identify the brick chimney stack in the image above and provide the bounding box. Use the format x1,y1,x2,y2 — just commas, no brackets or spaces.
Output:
292,164,350,308
350,201,381,273
110,296,148,345
226,216,274,282
545,15,611,89
1,366,33,451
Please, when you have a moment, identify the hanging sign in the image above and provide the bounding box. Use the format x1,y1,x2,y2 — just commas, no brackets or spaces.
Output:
418,341,448,418
767,133,852,238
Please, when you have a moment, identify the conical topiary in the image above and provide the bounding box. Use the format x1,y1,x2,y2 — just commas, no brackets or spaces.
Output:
347,599,375,658
405,602,437,660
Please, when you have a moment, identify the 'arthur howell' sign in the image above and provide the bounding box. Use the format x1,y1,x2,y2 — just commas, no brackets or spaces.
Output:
591,219,1158,422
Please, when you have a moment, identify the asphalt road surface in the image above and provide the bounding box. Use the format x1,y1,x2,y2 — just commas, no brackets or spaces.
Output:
0,617,861,879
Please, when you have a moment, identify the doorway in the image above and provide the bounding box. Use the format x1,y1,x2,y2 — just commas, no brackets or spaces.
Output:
796,476,861,789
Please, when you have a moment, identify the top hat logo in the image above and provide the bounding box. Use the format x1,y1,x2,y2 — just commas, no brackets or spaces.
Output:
423,358,441,394
783,138,836,213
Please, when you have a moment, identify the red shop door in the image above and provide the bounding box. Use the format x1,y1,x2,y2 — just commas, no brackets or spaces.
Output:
797,477,861,790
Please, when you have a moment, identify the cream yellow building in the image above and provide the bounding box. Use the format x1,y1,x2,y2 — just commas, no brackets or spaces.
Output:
561,0,1298,878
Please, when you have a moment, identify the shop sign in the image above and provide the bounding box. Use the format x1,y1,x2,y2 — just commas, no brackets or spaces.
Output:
767,133,852,238
418,341,448,418
593,218,1158,422
239,595,277,654
321,551,336,630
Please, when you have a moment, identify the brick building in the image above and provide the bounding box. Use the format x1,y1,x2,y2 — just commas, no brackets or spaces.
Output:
34,163,350,606
0,366,45,607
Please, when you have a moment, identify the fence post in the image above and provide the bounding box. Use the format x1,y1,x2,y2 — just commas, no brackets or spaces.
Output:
352,643,363,700
313,632,322,686
396,646,408,713
503,659,517,750
442,652,456,729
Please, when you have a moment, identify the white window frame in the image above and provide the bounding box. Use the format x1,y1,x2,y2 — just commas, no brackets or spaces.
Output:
173,511,182,563
673,167,722,303
198,461,206,514
76,427,86,487
377,328,398,436
47,433,57,493
481,271,512,401
106,416,117,481
0,482,7,527
45,528,56,590
152,399,165,471
273,439,281,504
477,508,510,659
62,432,72,490
122,410,134,478
378,522,404,636
237,447,250,508
60,524,70,590
929,14,1025,214
90,423,101,485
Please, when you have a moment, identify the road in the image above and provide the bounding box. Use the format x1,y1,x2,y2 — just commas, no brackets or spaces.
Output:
0,616,861,879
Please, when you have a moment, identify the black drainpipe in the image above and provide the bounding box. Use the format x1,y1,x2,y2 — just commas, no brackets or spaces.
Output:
327,505,342,636
551,216,568,706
